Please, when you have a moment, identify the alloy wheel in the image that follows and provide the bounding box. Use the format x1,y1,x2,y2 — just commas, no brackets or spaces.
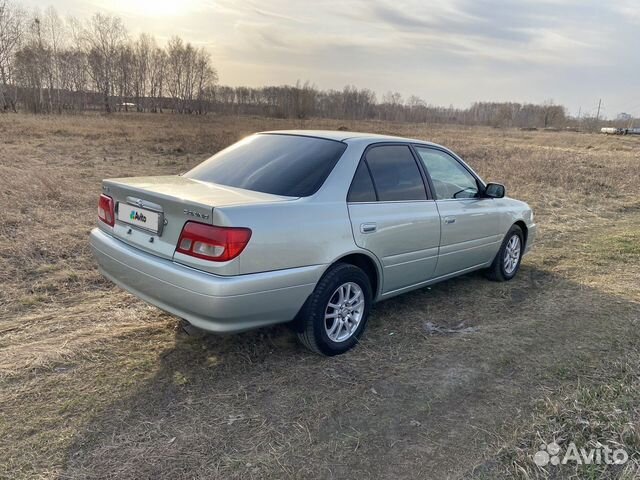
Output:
503,234,521,274
324,282,365,342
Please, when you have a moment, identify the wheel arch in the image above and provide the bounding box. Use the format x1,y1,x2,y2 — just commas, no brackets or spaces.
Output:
332,251,382,299
289,250,382,334
513,220,528,249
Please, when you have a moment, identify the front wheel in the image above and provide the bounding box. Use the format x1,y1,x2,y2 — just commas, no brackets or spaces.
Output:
296,263,372,356
486,225,524,281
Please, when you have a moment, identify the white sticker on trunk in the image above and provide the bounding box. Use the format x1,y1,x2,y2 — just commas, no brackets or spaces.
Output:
117,203,161,233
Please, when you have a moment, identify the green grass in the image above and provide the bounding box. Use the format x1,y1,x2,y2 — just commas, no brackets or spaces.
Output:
590,231,640,260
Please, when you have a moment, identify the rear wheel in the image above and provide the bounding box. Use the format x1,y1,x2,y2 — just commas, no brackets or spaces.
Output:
486,225,524,281
296,263,372,356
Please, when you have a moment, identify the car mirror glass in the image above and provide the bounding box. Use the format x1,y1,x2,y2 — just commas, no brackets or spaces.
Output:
485,183,505,198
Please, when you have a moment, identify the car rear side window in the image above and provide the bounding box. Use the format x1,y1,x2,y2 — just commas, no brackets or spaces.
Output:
347,161,377,202
365,145,427,201
184,134,347,197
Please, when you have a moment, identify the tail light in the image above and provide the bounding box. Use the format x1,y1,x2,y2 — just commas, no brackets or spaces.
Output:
176,222,252,262
98,194,115,226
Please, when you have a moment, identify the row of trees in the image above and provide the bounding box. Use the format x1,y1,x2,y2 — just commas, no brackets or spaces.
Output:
212,85,568,128
0,1,218,114
0,1,575,128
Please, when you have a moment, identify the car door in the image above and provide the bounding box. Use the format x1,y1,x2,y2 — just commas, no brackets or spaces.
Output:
347,144,441,294
413,146,501,278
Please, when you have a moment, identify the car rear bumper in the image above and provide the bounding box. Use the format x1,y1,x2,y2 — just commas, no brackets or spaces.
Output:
89,228,323,333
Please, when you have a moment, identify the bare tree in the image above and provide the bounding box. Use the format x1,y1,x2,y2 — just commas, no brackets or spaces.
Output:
148,45,166,112
165,36,217,114
42,7,64,112
541,99,565,128
14,15,51,113
193,47,217,114
82,13,126,112
380,91,404,121
132,33,152,111
115,42,134,110
0,0,23,111
165,36,184,112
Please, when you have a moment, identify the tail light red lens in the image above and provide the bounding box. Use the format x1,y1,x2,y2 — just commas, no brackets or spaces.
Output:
98,194,115,226
176,222,252,262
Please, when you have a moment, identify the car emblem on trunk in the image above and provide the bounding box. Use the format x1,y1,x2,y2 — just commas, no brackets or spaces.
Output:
184,209,210,220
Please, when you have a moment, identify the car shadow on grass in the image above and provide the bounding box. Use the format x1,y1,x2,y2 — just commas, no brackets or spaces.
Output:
62,265,640,479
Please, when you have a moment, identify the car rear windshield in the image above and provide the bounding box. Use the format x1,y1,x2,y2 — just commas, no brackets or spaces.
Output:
184,134,347,197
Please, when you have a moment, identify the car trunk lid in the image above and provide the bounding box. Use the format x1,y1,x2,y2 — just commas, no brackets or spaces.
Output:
102,175,291,260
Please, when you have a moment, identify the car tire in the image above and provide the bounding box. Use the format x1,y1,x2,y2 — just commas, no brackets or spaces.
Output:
296,263,373,356
486,225,524,282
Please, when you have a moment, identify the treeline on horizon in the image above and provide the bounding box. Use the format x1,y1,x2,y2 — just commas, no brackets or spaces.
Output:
0,1,625,129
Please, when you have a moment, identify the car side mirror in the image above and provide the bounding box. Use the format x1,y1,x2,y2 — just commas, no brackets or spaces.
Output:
484,183,505,198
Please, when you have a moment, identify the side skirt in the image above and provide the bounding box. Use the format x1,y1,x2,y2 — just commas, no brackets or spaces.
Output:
376,262,492,302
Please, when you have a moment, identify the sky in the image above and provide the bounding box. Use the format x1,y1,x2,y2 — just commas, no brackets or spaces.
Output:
22,0,640,118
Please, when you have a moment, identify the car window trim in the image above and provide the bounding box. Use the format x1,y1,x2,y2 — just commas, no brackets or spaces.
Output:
347,142,433,203
366,142,431,202
411,144,486,201
363,159,380,201
347,159,378,202
257,132,348,146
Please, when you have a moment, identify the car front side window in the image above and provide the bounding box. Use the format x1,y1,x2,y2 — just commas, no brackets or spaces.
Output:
415,148,479,200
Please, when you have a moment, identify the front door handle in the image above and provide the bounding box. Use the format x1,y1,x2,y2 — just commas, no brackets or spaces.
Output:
360,223,377,233
444,216,456,224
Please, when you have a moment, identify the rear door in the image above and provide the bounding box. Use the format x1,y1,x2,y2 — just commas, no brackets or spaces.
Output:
347,144,441,294
413,146,501,277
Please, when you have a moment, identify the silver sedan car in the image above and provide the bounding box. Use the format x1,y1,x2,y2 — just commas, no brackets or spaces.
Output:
91,131,536,355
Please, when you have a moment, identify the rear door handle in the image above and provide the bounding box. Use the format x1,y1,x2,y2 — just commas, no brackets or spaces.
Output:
444,216,456,224
360,223,377,233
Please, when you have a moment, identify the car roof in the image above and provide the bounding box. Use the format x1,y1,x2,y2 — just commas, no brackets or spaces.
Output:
258,129,443,148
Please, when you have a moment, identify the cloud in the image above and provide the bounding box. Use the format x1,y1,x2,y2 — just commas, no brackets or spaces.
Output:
612,0,640,23
206,0,640,115
251,7,306,23
368,3,433,29
227,0,604,70
20,0,640,115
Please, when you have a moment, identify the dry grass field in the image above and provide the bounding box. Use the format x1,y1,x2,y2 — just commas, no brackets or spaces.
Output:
1,113,639,479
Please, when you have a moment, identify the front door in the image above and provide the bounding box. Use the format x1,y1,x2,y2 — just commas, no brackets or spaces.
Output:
347,145,441,294
413,147,501,277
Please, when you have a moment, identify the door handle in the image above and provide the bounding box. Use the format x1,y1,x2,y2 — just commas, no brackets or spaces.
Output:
444,216,456,224
360,223,377,233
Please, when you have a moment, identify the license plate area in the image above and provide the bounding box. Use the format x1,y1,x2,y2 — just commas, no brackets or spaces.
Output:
117,202,163,235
